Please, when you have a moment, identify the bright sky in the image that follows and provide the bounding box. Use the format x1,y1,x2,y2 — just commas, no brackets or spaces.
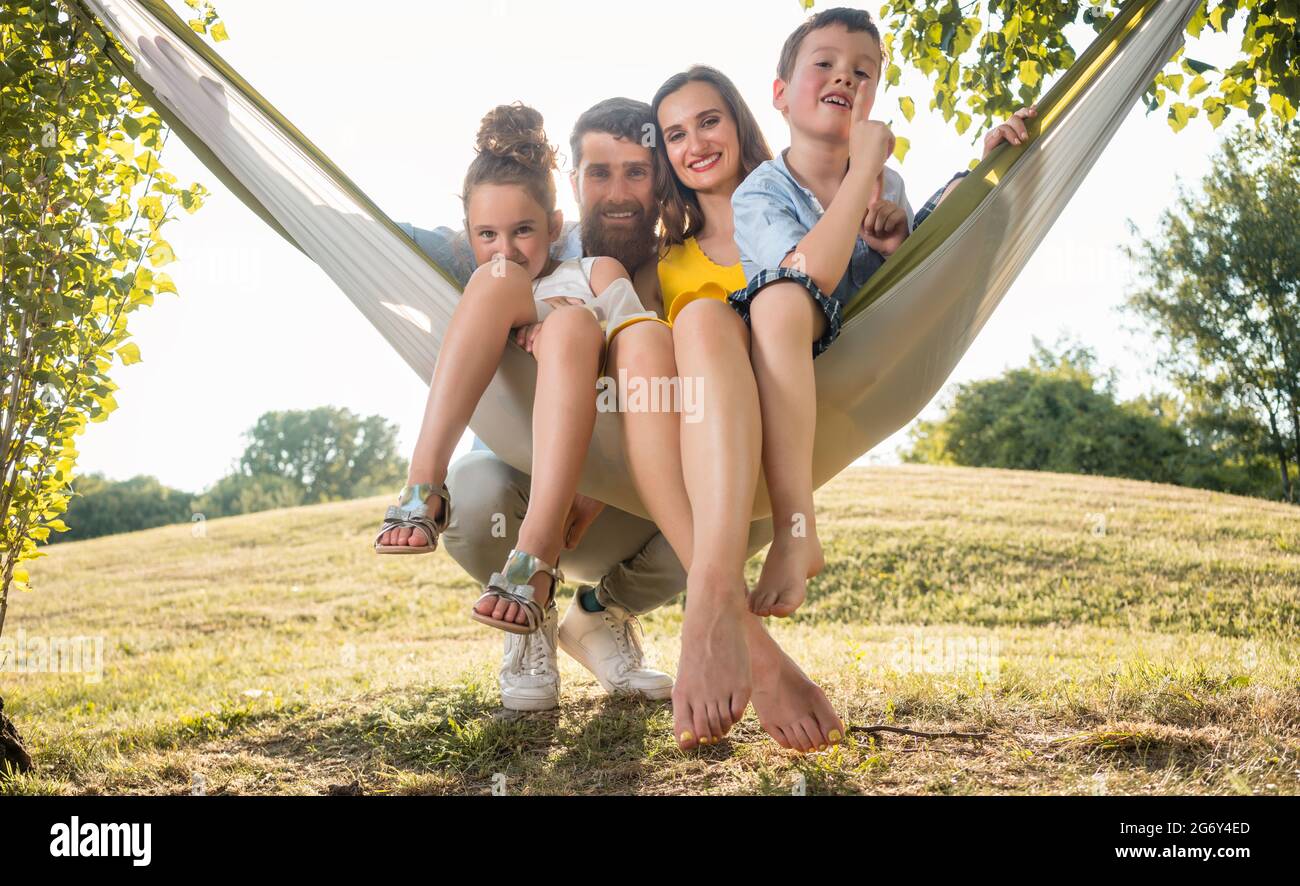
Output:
74,0,1243,493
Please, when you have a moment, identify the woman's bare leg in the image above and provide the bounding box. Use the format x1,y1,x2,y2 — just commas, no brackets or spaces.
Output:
745,281,827,618
663,299,757,748
615,304,843,752
381,262,540,549
474,305,604,625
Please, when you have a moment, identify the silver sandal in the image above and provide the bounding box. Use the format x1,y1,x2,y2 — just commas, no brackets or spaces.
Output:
471,549,564,635
373,482,450,555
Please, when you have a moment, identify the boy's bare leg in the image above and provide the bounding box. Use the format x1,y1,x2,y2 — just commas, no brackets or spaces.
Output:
745,281,827,618
380,262,540,550
475,305,604,625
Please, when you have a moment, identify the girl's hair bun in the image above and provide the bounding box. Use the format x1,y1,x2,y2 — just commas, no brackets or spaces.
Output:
475,102,558,173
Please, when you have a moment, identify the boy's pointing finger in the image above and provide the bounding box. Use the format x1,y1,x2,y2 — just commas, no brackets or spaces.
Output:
851,79,870,122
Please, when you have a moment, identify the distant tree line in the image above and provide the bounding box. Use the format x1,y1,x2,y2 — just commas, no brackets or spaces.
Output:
55,406,407,542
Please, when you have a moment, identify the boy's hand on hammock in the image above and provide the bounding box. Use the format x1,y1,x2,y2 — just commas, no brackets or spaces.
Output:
564,493,605,549
983,105,1038,158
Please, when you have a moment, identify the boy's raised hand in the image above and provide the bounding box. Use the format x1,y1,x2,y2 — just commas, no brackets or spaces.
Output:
849,80,894,175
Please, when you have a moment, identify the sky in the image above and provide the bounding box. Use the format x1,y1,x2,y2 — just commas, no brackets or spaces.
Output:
73,0,1245,493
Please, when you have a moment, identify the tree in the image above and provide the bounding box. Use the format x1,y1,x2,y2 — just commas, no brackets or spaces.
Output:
54,472,194,541
904,339,1199,482
1125,120,1300,501
0,0,224,774
234,407,407,505
809,0,1297,154
191,471,303,519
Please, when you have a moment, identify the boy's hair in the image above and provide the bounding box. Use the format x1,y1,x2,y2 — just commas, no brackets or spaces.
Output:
461,102,558,215
777,6,881,82
569,97,653,169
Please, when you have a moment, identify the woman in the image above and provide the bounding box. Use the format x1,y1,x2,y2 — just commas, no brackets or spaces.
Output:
602,66,845,753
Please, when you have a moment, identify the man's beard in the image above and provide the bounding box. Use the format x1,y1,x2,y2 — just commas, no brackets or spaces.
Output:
581,201,659,274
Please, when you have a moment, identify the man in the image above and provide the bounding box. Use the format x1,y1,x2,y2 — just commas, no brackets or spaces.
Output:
397,98,773,713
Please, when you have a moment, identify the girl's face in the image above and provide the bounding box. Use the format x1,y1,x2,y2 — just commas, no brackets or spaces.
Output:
464,183,562,279
658,80,743,195
776,24,882,144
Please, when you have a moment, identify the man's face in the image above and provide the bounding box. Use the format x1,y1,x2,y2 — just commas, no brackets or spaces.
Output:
775,24,882,144
570,131,659,272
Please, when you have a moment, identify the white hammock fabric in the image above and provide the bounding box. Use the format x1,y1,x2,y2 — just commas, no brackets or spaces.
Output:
78,0,1199,521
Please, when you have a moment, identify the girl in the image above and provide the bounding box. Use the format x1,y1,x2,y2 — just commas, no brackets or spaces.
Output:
374,103,657,644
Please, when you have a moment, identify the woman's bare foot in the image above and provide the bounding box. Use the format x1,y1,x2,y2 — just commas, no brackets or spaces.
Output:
746,620,843,752
748,532,824,618
673,566,752,750
377,478,446,550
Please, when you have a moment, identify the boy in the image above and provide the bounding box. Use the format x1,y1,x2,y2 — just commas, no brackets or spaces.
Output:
730,7,909,620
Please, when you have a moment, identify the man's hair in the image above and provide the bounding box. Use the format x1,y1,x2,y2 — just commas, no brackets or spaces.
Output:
777,6,881,82
569,97,653,168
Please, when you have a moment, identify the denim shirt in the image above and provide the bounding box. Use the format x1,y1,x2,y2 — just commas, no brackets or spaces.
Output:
731,150,913,306
397,220,583,453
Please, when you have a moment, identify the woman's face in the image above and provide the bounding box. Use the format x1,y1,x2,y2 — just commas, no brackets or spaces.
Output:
658,80,743,195
464,183,560,280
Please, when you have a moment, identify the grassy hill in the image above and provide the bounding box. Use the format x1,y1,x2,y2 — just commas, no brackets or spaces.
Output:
3,465,1298,795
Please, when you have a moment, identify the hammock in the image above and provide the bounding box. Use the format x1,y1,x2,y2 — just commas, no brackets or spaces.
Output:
72,0,1200,521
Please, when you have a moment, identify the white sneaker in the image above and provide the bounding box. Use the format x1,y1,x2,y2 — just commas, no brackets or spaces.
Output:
558,587,674,700
499,603,559,712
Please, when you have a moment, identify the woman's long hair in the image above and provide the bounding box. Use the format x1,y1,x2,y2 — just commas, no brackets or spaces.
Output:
650,66,772,255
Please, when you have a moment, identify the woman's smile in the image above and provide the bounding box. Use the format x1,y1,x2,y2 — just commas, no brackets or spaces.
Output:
687,152,723,173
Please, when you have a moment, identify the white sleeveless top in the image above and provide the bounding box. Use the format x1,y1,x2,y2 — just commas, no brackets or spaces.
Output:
532,257,657,342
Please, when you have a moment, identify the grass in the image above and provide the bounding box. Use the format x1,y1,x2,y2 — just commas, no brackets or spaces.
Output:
3,464,1298,795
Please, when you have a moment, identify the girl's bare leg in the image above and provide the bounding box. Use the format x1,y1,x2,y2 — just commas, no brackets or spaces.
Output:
745,281,827,619
612,304,844,753
381,262,540,550
474,305,604,625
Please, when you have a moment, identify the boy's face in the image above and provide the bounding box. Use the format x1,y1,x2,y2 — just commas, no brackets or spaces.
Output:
774,23,882,144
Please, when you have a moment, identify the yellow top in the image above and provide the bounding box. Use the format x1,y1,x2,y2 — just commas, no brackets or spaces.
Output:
656,236,747,325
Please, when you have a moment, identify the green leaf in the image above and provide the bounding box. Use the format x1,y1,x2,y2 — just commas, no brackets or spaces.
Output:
1018,59,1041,89
899,95,915,121
892,136,911,163
117,342,142,365
1167,102,1197,132
147,240,176,266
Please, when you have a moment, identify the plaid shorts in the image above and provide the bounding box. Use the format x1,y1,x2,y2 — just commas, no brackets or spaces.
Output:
726,267,843,358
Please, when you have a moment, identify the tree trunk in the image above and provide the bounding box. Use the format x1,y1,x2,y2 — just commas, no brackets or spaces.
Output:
1289,403,1300,502
1264,406,1294,502
0,696,33,776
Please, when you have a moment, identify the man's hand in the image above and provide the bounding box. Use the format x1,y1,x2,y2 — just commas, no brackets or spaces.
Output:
983,105,1038,158
563,493,605,550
